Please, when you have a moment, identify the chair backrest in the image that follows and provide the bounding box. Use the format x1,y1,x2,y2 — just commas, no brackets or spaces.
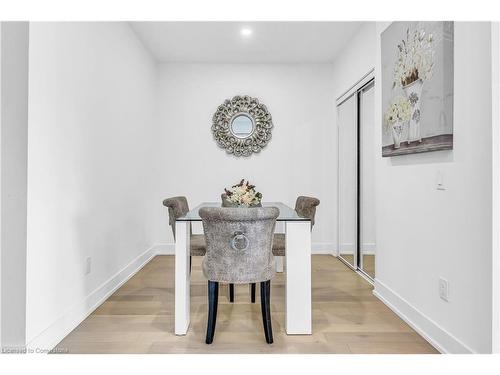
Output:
295,196,320,228
162,196,190,239
199,207,279,284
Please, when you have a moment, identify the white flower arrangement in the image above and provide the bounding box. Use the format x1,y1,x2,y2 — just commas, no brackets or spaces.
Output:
224,179,262,207
384,97,412,131
393,27,435,88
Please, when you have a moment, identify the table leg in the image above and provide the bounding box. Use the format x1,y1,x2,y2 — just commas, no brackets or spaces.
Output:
285,221,312,334
175,221,190,335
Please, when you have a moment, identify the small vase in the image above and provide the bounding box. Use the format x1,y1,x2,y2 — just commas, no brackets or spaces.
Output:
403,78,423,144
391,122,404,149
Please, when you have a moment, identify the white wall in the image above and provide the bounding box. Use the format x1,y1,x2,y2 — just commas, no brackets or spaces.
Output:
373,22,493,354
0,22,29,349
1,21,2,349
0,21,2,348
26,22,159,348
491,21,500,353
331,23,376,99
155,63,336,251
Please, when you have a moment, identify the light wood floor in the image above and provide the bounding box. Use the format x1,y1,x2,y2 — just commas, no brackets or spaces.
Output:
55,255,438,354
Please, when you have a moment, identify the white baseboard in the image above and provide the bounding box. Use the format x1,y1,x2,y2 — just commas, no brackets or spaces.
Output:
26,244,158,352
153,242,336,255
373,279,474,354
361,243,376,255
339,242,376,255
311,242,335,254
153,243,175,255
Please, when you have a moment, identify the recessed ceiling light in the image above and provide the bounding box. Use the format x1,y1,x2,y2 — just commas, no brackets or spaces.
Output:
240,28,253,37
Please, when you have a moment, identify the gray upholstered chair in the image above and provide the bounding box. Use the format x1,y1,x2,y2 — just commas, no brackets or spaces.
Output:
162,197,206,268
272,196,320,256
220,193,262,302
199,206,279,344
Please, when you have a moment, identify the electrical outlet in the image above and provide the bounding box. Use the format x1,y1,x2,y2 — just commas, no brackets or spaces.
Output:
439,277,449,301
85,257,92,275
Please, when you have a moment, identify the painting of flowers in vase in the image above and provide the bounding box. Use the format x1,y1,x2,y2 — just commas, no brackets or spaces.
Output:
382,21,454,157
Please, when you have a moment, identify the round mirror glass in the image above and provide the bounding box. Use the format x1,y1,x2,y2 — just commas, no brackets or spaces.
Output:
230,114,254,138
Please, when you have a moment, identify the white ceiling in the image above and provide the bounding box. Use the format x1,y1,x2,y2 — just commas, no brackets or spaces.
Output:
129,22,364,63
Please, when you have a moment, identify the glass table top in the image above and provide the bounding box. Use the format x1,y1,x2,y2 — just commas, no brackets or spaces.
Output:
177,202,310,222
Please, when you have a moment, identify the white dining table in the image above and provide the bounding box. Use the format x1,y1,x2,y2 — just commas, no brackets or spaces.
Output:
174,202,312,335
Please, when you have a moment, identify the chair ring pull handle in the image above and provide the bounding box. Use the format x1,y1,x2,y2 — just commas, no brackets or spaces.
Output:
230,231,249,251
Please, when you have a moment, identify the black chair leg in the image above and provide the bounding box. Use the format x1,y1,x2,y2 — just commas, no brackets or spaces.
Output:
251,283,256,303
260,280,273,344
206,281,219,344
189,256,192,274
229,283,234,303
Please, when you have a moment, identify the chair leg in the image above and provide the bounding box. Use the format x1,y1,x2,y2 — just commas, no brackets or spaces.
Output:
251,283,256,303
189,256,192,274
260,280,273,344
229,283,234,303
206,281,219,344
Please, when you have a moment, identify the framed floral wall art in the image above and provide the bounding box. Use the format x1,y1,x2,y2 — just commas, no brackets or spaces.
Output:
381,21,454,157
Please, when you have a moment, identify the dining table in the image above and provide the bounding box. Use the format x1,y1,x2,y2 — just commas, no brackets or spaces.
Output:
174,201,312,336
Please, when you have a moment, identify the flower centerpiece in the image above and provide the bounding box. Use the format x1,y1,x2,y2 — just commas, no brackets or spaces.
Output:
384,97,412,149
393,27,435,143
222,179,262,207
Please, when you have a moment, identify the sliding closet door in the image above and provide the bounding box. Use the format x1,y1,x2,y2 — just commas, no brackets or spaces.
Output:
337,95,357,268
337,75,375,279
359,82,376,279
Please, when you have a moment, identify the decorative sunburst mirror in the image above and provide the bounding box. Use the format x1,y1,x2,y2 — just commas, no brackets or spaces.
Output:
211,95,273,157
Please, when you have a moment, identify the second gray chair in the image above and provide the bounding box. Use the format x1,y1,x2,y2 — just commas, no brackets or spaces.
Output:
162,196,206,265
200,206,279,344
272,196,320,256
